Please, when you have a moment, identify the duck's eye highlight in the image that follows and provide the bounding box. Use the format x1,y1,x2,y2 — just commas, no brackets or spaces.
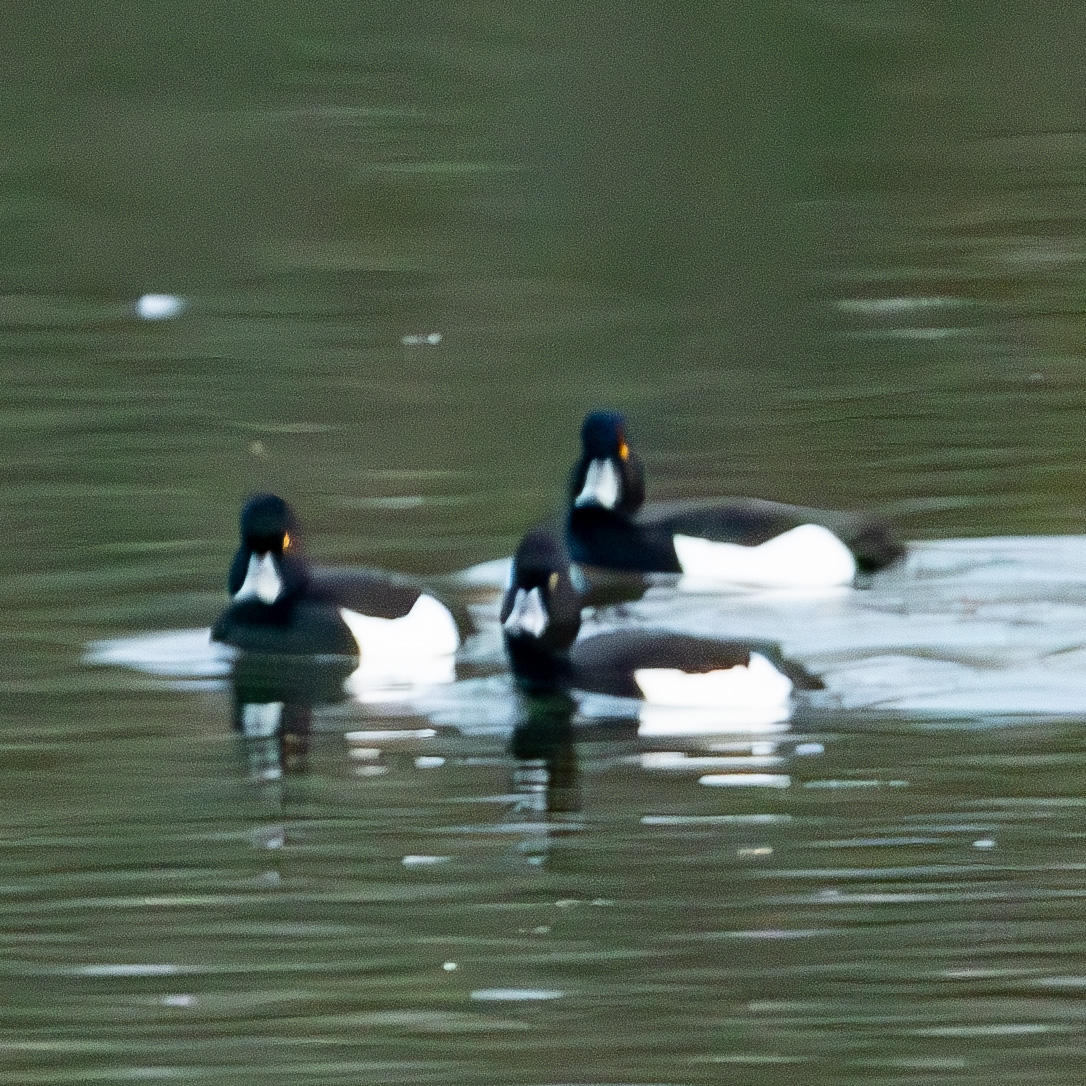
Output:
548,572,559,591
618,439,629,461
282,532,291,551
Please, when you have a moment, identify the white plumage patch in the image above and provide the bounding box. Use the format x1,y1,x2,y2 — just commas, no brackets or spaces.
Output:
502,587,548,638
672,523,857,588
634,652,794,708
339,594,460,660
234,553,284,604
340,595,460,698
574,458,621,509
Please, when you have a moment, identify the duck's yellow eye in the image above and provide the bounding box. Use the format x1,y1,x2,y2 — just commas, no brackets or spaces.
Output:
282,532,291,551
548,572,559,591
618,438,629,461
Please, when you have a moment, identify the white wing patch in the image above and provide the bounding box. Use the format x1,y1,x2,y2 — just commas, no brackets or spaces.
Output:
634,652,794,708
574,458,621,509
673,523,856,588
234,553,284,604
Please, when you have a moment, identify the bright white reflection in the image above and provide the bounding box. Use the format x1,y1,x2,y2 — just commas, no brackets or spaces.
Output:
345,729,436,742
135,293,185,320
344,653,456,704
79,963,181,976
641,751,782,771
637,704,792,735
699,773,791,788
240,702,283,738
470,988,564,1001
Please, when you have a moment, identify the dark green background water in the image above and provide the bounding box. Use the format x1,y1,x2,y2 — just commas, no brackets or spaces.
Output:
6,4,1086,1083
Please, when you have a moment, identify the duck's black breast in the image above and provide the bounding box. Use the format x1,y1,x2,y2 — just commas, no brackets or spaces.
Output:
567,507,681,572
211,599,357,656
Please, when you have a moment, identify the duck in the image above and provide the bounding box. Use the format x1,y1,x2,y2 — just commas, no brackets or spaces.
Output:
566,410,904,586
501,528,822,715
211,493,462,663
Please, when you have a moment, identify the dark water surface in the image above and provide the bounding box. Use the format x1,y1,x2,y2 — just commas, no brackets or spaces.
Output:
5,3,1086,1083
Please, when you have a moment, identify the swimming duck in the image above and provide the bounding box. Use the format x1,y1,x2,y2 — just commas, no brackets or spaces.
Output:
211,494,462,661
501,528,821,711
567,410,904,586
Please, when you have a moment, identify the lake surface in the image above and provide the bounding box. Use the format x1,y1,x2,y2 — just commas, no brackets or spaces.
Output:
5,3,1086,1083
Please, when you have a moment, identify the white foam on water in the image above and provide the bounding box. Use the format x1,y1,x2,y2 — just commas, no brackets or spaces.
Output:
454,556,512,589
84,628,234,681
85,536,1086,720
623,535,1086,715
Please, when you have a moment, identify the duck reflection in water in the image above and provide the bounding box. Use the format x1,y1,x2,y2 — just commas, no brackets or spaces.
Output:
230,652,356,778
507,692,588,866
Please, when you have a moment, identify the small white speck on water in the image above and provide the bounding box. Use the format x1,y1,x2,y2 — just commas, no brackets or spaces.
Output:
402,854,450,867
135,293,185,320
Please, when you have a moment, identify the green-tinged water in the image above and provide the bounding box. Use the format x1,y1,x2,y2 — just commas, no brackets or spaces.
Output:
5,3,1086,1083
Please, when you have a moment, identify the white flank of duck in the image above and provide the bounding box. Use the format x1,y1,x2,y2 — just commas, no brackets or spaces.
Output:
672,523,856,588
339,594,460,660
634,652,794,708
